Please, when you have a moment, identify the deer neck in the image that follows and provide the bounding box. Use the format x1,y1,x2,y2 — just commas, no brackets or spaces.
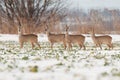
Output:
46,30,50,36
18,31,24,38
18,26,23,36
91,27,96,38
18,31,22,35
65,30,69,38
91,32,96,40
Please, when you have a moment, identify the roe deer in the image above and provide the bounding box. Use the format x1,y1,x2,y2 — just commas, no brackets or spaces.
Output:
90,28,113,50
45,26,66,49
65,25,86,50
18,26,41,49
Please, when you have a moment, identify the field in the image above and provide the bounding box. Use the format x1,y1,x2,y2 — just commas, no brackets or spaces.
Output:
0,34,120,80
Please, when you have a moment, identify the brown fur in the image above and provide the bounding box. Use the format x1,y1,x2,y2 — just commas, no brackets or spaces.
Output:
45,28,66,49
18,26,40,49
65,26,86,50
91,28,113,50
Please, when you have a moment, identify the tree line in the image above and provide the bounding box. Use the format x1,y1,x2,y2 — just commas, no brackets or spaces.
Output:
0,0,120,34
0,0,67,34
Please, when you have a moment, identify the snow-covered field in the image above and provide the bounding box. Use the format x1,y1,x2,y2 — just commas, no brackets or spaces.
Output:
0,34,120,80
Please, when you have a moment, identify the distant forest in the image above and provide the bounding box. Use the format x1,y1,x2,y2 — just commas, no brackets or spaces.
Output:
65,8,120,34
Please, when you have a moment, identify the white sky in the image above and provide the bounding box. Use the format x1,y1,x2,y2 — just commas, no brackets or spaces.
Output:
70,0,120,9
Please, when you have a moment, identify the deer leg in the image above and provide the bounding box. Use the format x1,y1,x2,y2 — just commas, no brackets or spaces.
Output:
106,44,110,50
50,42,53,49
63,41,67,49
95,44,98,48
31,42,35,49
108,43,113,50
79,44,82,50
20,42,24,48
68,42,72,50
83,45,86,50
110,43,113,49
35,42,41,49
111,44,113,49
98,44,102,50
70,43,72,50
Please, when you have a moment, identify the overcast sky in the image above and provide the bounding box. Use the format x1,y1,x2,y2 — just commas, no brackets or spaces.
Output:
70,0,120,9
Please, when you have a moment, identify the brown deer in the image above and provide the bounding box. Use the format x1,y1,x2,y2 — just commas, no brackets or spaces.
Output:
44,26,66,49
90,27,113,50
65,25,86,50
18,26,41,49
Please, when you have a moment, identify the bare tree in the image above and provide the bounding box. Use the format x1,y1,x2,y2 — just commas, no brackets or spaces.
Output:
0,0,67,34
110,9,120,32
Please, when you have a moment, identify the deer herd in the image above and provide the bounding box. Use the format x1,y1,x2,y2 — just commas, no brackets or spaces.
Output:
18,25,113,50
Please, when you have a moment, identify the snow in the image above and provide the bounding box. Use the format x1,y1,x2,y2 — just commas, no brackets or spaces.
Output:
0,34,120,80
